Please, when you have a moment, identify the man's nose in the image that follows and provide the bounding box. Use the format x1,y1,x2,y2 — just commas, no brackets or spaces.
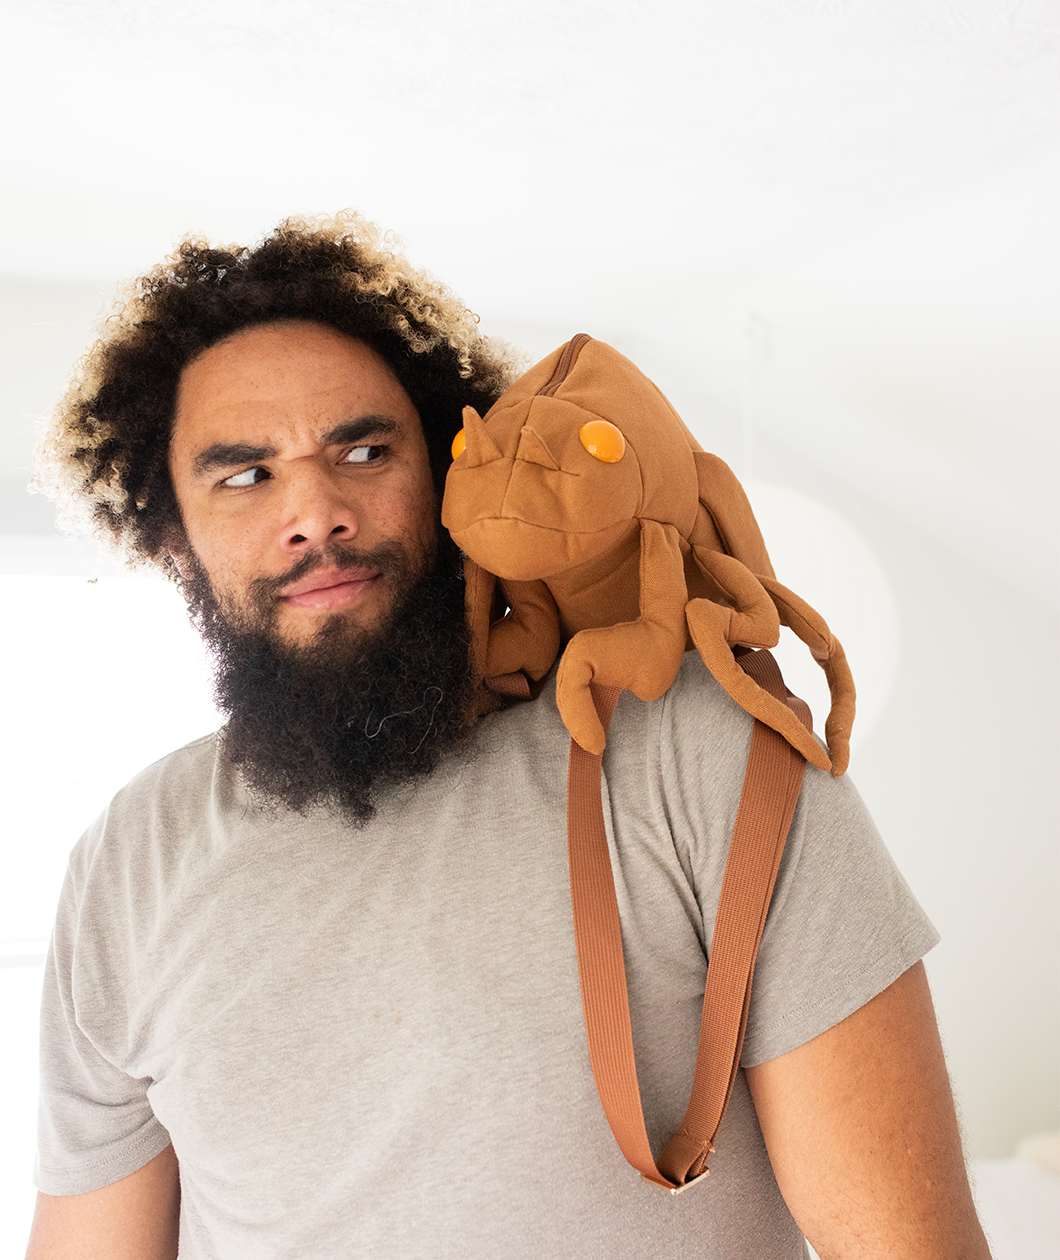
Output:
278,467,358,552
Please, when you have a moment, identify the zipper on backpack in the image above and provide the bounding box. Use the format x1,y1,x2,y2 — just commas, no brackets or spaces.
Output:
538,333,592,397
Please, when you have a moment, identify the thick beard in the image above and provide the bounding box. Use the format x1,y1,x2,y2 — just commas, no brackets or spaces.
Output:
179,537,475,826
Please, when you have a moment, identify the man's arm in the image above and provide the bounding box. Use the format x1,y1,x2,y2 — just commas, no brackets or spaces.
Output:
746,961,990,1260
25,1143,179,1260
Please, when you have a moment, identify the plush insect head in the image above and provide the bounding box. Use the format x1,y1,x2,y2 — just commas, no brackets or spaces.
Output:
445,333,701,578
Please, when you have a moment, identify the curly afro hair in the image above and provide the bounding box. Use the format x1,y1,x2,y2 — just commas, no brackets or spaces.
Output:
35,211,522,570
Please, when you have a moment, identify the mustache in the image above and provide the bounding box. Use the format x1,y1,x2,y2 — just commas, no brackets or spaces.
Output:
248,541,412,606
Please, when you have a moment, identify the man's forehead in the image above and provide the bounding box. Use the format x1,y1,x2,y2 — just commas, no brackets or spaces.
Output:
178,321,403,400
171,321,421,455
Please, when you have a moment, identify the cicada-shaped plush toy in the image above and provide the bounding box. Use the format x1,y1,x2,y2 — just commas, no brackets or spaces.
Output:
441,334,854,774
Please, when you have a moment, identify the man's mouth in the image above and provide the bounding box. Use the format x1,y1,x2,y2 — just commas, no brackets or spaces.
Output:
279,565,382,611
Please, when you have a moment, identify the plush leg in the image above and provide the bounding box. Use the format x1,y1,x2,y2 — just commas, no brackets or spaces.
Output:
757,575,856,775
685,552,831,772
556,521,689,754
485,579,562,682
688,548,781,650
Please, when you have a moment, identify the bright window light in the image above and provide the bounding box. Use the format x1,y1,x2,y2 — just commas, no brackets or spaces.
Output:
1,555,221,1252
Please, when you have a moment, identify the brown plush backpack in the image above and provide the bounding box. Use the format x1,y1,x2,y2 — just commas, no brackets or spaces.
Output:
441,335,856,1191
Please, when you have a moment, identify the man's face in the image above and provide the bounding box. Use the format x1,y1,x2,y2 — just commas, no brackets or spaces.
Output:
168,319,437,646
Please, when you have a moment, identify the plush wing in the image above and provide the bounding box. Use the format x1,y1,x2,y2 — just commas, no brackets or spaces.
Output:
691,452,775,578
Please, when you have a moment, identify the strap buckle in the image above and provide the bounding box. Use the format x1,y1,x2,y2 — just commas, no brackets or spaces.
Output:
641,1168,711,1196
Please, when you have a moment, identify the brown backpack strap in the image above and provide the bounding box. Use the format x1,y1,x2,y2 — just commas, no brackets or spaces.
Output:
566,650,812,1192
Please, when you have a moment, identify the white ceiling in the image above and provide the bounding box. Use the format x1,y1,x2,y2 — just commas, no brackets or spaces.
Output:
2,0,1058,604
3,0,1059,293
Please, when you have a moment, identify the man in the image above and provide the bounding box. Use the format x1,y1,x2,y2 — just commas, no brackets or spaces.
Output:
27,213,990,1258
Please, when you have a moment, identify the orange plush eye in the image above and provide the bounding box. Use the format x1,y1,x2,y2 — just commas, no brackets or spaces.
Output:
579,419,625,462
451,428,467,460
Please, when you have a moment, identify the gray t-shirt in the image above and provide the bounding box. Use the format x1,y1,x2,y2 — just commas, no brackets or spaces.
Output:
36,656,938,1258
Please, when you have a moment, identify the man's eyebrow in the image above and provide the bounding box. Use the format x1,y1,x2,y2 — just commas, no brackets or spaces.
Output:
193,442,277,476
319,416,399,447
190,417,400,478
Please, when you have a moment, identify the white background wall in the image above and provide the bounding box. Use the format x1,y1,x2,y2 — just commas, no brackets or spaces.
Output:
1,1,1057,1242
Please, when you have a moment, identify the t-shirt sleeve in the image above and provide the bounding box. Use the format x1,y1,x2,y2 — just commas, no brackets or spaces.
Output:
35,835,172,1196
660,658,940,1067
739,762,940,1065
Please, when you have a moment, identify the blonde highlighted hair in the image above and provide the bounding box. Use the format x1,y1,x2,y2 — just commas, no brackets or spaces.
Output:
35,210,522,567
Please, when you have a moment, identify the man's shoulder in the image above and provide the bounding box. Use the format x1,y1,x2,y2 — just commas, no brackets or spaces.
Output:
116,728,225,807
665,651,756,719
71,729,233,868
610,652,757,766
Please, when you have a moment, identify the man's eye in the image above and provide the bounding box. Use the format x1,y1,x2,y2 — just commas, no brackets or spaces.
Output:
221,467,270,488
343,445,386,465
